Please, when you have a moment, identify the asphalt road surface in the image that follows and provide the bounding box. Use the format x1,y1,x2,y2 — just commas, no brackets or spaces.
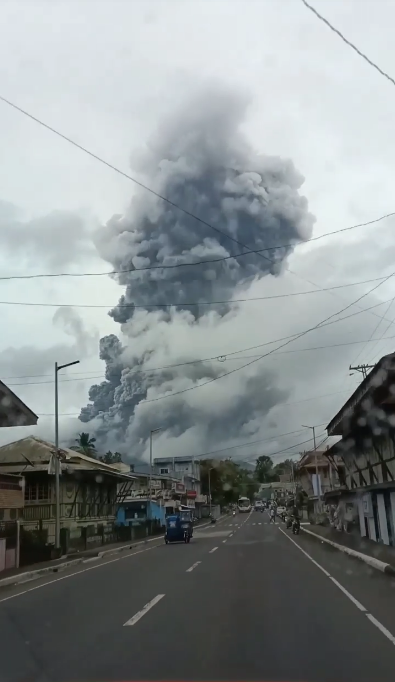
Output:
1,512,395,682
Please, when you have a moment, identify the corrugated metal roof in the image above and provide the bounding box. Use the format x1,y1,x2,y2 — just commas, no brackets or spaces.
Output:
0,436,136,480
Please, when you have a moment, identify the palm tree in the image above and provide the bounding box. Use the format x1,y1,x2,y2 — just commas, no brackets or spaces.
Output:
70,432,97,457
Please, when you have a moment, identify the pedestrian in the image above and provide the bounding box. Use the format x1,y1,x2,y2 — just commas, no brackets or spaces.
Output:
270,506,276,523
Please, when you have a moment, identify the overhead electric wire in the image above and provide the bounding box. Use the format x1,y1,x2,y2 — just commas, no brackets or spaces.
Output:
0,92,393,281
300,0,395,88
0,212,393,283
243,433,327,464
351,296,395,367
180,425,328,460
6,330,395,387
1,90,394,338
138,271,395,405
0,274,392,310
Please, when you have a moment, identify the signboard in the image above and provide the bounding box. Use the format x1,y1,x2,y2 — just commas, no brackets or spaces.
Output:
186,490,196,498
174,482,185,492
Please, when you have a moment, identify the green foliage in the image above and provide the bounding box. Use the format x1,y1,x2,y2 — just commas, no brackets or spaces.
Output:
99,451,123,464
70,432,97,457
200,459,259,506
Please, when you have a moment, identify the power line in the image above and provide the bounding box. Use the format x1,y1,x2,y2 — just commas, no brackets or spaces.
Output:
0,212,393,283
139,272,395,405
300,0,395,88
2,89,394,339
0,274,391,310
0,92,393,282
243,433,327,464
6,329,395,387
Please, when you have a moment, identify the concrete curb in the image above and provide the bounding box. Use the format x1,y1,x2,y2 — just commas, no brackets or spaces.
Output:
0,513,230,588
0,558,85,588
301,527,395,576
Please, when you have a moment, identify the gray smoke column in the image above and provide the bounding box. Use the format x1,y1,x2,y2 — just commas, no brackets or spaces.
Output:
80,84,315,458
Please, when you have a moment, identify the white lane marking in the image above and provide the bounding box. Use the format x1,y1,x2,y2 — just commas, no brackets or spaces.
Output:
258,523,262,526
209,547,218,554
366,614,395,646
186,561,201,573
278,527,330,577
123,594,165,626
279,527,395,647
329,577,366,612
222,539,227,543
0,544,159,604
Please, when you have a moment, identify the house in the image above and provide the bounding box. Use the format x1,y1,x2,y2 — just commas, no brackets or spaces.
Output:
153,455,205,511
0,436,135,555
296,449,346,521
0,381,37,572
0,473,24,573
259,481,294,503
325,351,395,545
0,380,38,428
115,468,188,527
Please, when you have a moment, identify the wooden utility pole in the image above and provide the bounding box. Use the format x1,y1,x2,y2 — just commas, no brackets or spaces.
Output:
349,363,375,380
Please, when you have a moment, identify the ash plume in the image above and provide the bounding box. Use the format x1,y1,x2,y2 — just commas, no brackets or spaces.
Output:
79,84,315,458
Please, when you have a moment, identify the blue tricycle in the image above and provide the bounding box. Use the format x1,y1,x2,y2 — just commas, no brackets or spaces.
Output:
165,511,193,544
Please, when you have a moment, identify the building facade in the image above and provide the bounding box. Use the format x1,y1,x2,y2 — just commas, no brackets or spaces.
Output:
325,352,395,545
153,456,204,509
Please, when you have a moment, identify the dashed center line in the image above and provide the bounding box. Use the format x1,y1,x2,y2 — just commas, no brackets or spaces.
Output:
209,547,218,554
123,594,165,626
186,562,201,573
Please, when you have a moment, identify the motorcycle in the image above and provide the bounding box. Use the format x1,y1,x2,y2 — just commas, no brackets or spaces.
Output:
292,518,300,535
286,515,293,529
232,511,236,517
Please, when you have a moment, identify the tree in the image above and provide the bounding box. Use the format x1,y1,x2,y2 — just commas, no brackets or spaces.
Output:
70,432,97,457
99,451,123,465
200,459,259,507
255,455,274,483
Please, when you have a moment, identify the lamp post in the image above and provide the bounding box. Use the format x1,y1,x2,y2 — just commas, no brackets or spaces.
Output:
208,467,214,516
55,360,79,550
302,424,321,509
148,428,162,521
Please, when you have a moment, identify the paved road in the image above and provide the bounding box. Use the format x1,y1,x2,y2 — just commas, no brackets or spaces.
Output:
1,513,395,681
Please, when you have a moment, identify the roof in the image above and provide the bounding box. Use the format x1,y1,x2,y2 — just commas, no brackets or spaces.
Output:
0,381,38,428
0,436,136,480
153,456,198,464
326,352,395,436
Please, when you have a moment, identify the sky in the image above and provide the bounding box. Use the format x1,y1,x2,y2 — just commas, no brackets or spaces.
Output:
1,0,395,466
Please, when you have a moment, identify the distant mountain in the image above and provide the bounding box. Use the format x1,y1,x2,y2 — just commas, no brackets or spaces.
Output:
233,459,255,472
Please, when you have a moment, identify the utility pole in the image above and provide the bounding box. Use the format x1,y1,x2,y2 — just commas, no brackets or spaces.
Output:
55,360,79,551
148,428,162,523
349,363,375,380
302,424,321,510
208,467,214,516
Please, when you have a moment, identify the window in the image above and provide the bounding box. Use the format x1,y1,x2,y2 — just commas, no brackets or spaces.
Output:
160,468,169,475
24,481,50,502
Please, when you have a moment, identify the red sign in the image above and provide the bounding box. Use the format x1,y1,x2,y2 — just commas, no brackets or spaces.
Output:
186,490,197,498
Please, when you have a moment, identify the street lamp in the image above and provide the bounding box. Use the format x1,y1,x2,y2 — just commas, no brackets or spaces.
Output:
148,428,162,521
302,424,321,509
208,467,214,516
55,360,79,550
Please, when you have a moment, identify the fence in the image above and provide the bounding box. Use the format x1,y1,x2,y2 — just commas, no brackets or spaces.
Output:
62,519,163,555
0,521,18,572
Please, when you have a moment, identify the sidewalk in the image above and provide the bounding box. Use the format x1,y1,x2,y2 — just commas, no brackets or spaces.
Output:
302,523,395,575
0,515,226,588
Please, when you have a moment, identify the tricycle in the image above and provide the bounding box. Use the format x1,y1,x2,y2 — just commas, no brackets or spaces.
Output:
165,511,193,544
